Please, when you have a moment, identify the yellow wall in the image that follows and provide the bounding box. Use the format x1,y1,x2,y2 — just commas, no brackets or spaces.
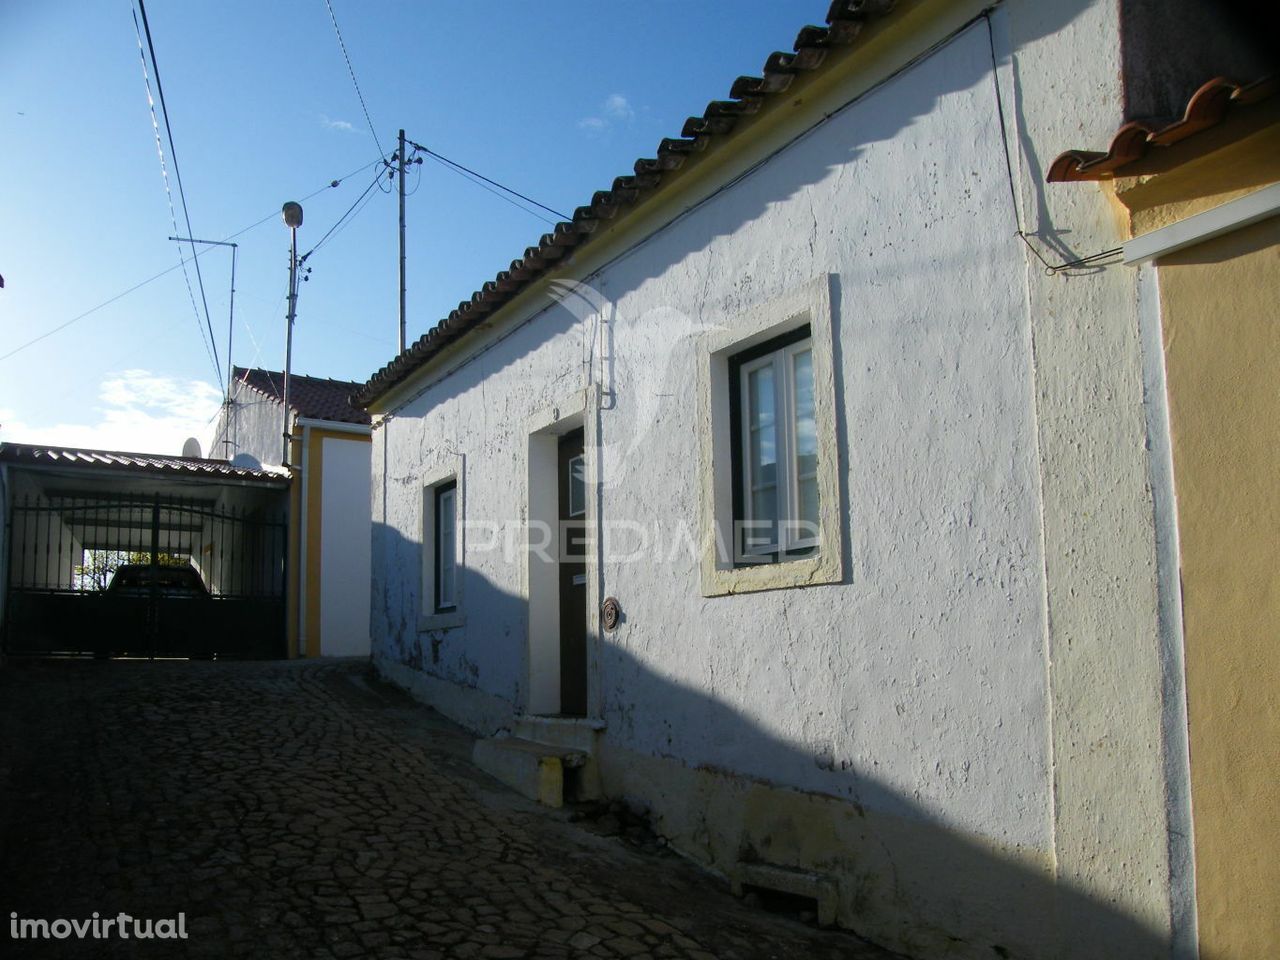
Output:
285,427,302,659
303,428,325,659
300,426,372,658
1157,216,1280,958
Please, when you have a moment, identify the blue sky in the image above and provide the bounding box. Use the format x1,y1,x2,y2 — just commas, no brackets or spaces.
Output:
0,1,814,455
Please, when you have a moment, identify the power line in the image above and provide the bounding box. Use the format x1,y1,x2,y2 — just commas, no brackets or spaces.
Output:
409,140,571,221
131,3,219,380
0,157,389,365
135,0,221,380
420,152,557,227
300,167,386,263
323,0,386,161
224,155,389,241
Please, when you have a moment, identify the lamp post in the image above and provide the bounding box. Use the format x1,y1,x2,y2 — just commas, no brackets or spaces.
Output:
281,201,303,467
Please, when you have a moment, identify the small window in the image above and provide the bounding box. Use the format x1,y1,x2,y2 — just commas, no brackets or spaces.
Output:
434,481,457,612
729,325,819,563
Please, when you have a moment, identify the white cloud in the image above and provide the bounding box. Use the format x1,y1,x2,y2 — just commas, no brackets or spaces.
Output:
320,113,356,133
578,94,635,135
0,370,222,456
603,93,633,121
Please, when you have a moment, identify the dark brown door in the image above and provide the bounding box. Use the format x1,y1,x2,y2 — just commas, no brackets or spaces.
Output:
557,429,588,716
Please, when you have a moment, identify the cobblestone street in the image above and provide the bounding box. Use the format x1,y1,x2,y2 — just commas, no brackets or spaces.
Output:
0,659,898,959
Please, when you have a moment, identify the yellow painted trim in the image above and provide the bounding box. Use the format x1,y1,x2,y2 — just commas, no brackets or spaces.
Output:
368,0,991,415
300,427,368,657
1109,103,1280,236
304,429,324,659
285,429,303,659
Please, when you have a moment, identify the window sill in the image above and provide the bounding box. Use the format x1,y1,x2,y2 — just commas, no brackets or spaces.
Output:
418,610,465,632
701,550,842,597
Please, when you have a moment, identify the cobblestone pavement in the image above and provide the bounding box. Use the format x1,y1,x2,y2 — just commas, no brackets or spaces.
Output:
0,659,901,960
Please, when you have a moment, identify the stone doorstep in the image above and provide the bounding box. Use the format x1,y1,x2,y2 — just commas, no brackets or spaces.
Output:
512,714,605,754
472,735,593,808
730,862,838,928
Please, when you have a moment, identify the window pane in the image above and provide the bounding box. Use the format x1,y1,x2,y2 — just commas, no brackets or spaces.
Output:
746,363,778,550
748,364,775,430
792,349,819,536
437,487,456,608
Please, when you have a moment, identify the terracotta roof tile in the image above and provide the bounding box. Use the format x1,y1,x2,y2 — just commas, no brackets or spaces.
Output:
234,367,371,426
1047,75,1277,183
354,0,901,409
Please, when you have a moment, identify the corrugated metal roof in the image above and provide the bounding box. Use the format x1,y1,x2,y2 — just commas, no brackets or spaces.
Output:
234,366,371,425
0,442,289,483
354,0,901,409
1047,75,1277,182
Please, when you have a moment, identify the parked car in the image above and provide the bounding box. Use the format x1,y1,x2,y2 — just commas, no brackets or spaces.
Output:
105,563,211,599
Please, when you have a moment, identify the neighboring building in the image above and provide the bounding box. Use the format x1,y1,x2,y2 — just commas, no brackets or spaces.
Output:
1048,74,1280,960
0,443,289,658
210,367,372,659
355,2,1274,958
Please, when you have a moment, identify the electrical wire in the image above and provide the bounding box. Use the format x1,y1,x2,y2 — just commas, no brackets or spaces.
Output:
983,11,1121,274
235,292,286,379
0,156,389,365
420,151,559,227
310,180,382,256
403,155,425,197
225,155,389,241
323,0,386,162
132,3,219,381
300,167,386,263
135,0,222,378
410,140,571,221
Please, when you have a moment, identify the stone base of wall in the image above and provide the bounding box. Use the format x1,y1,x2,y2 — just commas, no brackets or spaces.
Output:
371,658,1158,959
596,742,1066,960
373,654,515,736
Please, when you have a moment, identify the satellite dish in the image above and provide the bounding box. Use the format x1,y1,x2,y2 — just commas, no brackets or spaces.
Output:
182,437,203,459
231,452,262,470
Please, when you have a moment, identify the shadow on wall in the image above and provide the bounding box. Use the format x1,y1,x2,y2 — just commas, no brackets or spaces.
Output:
370,521,1190,960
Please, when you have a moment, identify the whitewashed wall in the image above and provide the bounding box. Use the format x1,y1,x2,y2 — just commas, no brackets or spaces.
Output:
371,4,1187,957
320,435,371,656
208,380,285,468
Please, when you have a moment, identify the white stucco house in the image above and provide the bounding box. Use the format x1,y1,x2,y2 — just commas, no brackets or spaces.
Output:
354,2,1274,957
210,367,372,658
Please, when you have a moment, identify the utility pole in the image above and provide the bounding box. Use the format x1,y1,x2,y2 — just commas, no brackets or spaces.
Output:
282,202,304,468
398,128,407,354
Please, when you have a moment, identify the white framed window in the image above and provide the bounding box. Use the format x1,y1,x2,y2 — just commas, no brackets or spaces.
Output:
697,276,845,597
734,330,820,561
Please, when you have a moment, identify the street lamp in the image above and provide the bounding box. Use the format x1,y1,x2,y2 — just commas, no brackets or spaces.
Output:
281,201,303,467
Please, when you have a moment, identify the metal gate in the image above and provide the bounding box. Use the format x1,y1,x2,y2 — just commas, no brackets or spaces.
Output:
3,493,287,658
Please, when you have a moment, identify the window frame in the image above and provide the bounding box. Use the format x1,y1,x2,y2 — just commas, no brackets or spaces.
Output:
433,480,457,613
697,276,845,597
729,325,819,563
419,457,466,632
